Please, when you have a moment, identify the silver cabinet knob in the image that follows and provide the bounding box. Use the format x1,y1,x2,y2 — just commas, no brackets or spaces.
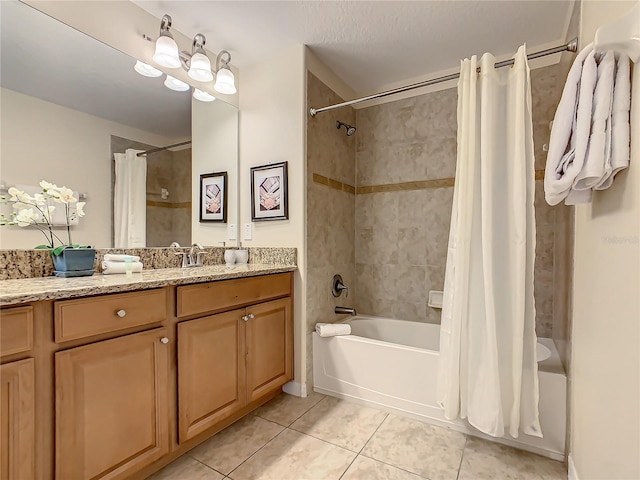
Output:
242,315,249,322
248,313,255,319
116,309,127,318
160,337,169,344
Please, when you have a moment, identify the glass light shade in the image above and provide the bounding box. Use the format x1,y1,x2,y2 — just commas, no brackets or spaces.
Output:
213,67,237,94
153,35,180,68
193,89,216,102
188,53,214,82
134,60,163,78
164,75,190,92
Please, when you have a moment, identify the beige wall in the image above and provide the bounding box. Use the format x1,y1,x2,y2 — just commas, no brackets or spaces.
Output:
306,72,357,385
0,87,176,249
239,45,307,390
191,98,238,246
571,1,640,478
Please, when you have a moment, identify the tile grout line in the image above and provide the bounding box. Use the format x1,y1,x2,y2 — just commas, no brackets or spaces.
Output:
283,394,327,427
187,455,227,478
225,426,289,479
455,435,469,480
357,451,432,479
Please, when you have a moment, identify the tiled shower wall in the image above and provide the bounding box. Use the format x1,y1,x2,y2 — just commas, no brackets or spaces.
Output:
353,63,570,339
306,73,356,384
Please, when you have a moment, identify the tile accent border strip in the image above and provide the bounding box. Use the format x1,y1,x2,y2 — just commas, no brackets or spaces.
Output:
147,201,192,209
312,173,356,194
313,170,544,195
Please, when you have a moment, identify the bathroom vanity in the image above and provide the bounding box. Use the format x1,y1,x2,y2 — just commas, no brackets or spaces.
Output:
0,265,295,480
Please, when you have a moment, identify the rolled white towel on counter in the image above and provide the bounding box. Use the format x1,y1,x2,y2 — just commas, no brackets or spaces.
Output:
315,323,351,337
101,261,143,275
103,254,141,263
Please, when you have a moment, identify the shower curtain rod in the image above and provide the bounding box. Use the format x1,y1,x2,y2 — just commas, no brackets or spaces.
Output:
136,140,192,157
309,37,579,117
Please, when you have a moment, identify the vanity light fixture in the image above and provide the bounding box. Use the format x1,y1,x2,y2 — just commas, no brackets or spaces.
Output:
183,34,214,82
193,89,216,102
146,13,236,96
152,14,181,68
133,60,163,78
164,75,190,92
213,50,237,95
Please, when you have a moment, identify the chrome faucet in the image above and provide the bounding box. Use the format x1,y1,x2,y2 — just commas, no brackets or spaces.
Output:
335,306,357,316
188,243,205,267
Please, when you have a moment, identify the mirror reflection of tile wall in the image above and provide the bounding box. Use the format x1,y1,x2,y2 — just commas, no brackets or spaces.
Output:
110,136,192,248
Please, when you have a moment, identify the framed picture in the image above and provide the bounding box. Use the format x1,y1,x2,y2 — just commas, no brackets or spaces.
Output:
199,172,227,223
250,162,289,221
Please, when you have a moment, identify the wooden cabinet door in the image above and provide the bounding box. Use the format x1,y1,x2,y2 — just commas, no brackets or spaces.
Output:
0,359,35,480
178,310,246,443
55,328,170,480
245,298,293,403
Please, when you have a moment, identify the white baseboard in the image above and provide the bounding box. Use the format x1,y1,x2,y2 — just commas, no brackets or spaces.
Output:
282,381,307,397
568,454,579,480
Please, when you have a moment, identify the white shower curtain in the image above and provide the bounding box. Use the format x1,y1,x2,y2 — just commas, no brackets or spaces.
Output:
437,45,541,439
114,148,146,248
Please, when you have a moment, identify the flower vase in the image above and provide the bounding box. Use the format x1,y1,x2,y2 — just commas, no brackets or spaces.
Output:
52,248,96,277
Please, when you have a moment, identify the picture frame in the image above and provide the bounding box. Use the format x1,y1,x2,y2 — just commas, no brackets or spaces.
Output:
199,172,227,223
250,162,289,221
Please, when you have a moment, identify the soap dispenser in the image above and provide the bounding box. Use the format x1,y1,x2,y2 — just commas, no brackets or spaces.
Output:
236,241,248,265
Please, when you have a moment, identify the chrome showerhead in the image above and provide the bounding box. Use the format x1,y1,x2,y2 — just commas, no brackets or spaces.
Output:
336,120,356,136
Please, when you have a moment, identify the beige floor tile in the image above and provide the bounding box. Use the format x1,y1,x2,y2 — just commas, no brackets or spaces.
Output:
289,396,388,452
189,415,284,475
341,455,425,480
253,391,325,426
229,428,356,480
361,414,466,480
458,436,566,480
147,455,224,480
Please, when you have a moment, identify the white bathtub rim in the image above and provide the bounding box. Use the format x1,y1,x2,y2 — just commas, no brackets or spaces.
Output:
313,386,565,462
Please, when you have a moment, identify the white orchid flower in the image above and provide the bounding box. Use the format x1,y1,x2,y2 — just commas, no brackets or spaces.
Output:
75,202,86,217
15,208,40,227
54,186,76,204
39,180,58,191
7,187,23,201
7,187,34,203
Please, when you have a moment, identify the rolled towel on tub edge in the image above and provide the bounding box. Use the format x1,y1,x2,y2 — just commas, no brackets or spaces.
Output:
315,323,351,337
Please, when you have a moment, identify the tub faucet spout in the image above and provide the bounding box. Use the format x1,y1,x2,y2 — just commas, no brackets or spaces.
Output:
335,306,356,316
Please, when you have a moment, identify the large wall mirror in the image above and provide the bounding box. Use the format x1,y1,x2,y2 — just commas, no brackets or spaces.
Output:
0,0,238,249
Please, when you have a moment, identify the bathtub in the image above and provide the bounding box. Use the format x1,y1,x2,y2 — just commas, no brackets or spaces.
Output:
313,316,566,461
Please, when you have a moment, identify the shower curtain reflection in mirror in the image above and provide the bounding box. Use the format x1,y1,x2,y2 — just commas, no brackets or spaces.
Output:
113,148,146,248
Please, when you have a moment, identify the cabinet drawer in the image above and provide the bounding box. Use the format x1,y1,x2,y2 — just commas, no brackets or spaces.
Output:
0,306,34,357
177,273,291,318
54,289,167,343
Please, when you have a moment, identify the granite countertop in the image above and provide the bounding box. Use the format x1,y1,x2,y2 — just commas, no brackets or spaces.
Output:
0,264,297,306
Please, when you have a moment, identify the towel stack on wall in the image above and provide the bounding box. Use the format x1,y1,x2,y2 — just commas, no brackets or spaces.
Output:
101,254,143,274
544,44,631,205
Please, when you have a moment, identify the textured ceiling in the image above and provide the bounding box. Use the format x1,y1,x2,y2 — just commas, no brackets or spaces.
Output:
132,0,573,93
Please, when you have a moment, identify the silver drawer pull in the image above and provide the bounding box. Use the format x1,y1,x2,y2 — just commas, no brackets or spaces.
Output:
116,309,127,318
248,313,255,319
242,315,249,322
160,337,169,344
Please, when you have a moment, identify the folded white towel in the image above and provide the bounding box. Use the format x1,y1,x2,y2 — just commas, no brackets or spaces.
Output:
573,50,616,191
103,254,141,263
544,45,597,205
101,261,143,274
315,323,351,337
596,53,631,190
